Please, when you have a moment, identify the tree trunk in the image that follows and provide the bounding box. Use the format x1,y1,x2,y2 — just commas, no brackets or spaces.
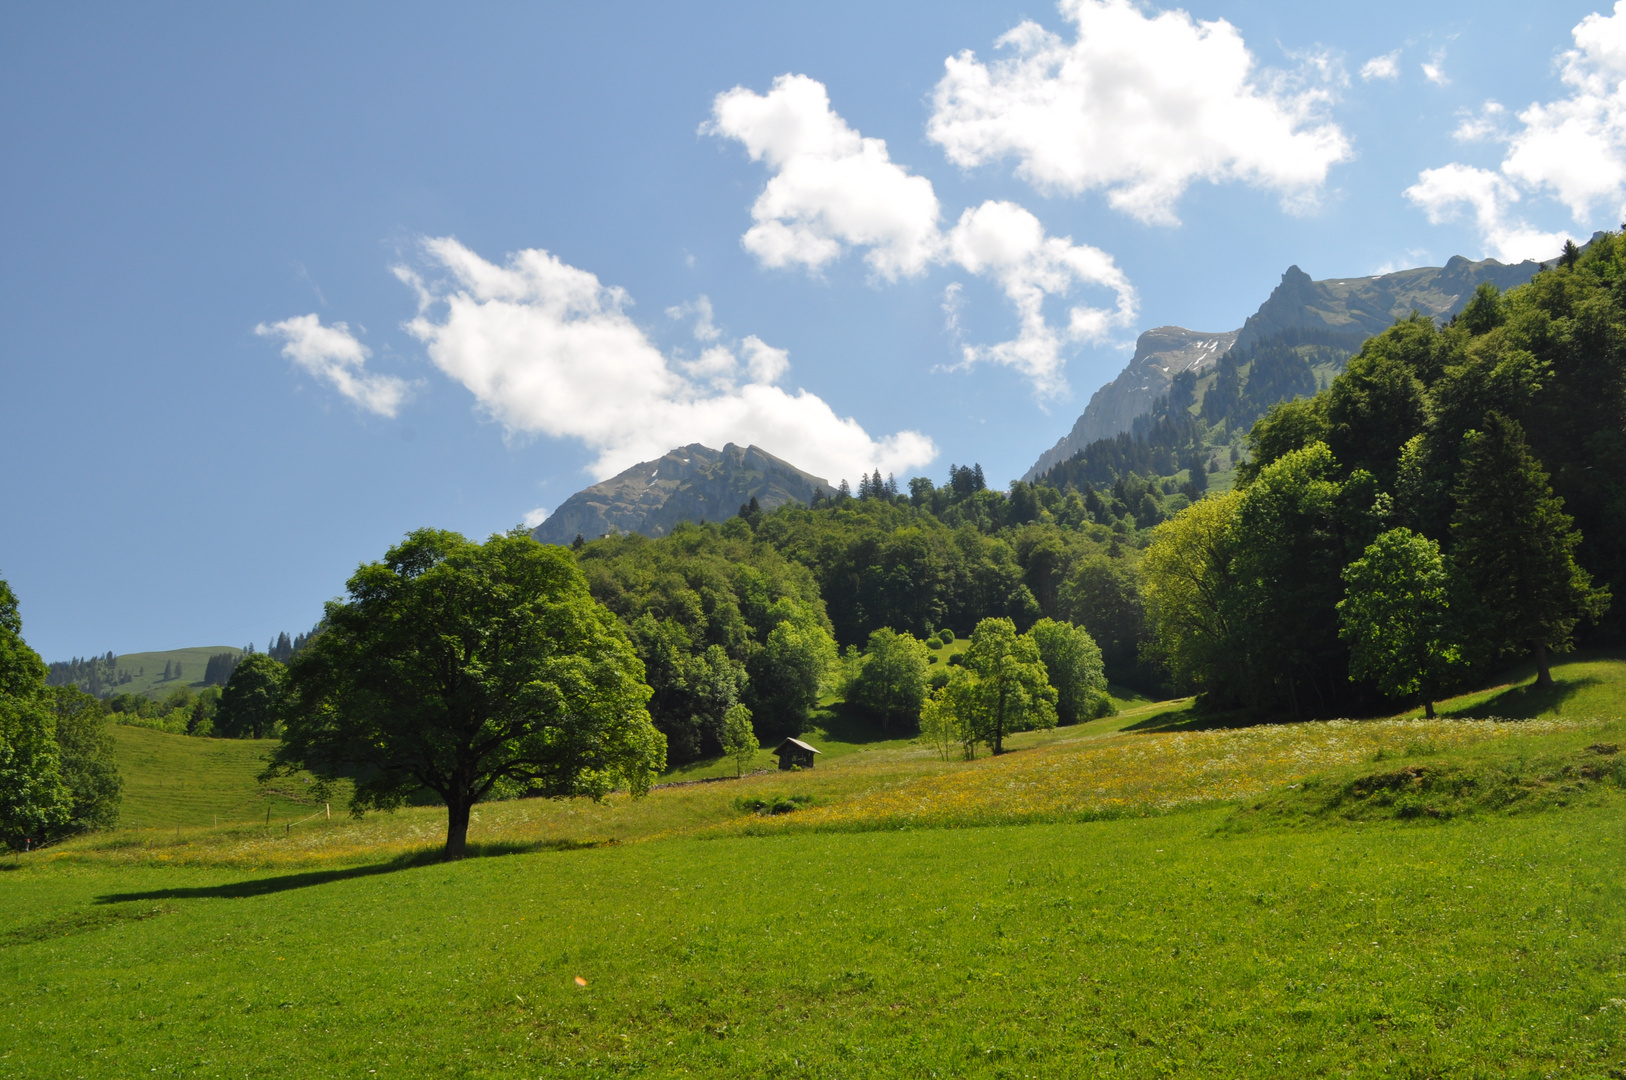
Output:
993,685,1007,755
444,797,472,861
1533,641,1552,689
1423,699,1435,719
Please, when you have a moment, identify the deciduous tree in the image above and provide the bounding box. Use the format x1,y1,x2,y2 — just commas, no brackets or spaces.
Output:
0,575,69,850
1337,529,1458,717
719,703,756,778
1027,618,1108,724
268,528,666,860
960,617,1057,755
46,686,122,829
844,628,930,732
215,653,286,739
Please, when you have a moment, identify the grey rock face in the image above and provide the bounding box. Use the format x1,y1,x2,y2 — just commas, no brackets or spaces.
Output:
1024,326,1237,482
1023,254,1542,482
531,443,835,546
1229,255,1542,357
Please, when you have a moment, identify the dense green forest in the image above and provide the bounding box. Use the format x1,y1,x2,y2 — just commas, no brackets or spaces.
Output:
567,236,1624,743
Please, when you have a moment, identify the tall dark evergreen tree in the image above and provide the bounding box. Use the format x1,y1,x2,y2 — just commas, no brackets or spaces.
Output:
1450,413,1609,686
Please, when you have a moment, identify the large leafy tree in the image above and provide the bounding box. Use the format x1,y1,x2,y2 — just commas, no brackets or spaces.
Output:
1226,443,1383,715
215,653,286,739
1450,413,1610,686
844,628,930,732
46,686,122,830
268,528,666,860
959,617,1057,755
1027,618,1107,725
1057,554,1147,691
746,598,837,738
0,575,70,850
1141,491,1240,696
1337,529,1459,717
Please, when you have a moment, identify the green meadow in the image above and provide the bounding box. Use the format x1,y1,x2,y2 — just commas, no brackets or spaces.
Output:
66,646,245,701
108,725,324,829
5,656,1626,1078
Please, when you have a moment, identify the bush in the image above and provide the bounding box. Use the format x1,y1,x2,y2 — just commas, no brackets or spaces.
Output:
734,793,814,815
926,636,943,651
938,629,955,644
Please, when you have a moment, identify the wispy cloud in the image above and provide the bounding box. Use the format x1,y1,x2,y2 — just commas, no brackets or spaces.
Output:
1360,50,1401,81
255,314,413,417
1421,48,1450,86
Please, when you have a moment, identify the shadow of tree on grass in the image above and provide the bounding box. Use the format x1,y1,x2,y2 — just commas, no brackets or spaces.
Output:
1441,676,1600,720
94,838,603,904
1122,705,1281,735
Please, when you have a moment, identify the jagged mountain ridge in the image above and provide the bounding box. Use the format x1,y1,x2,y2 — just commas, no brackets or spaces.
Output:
1025,326,1238,482
532,443,835,545
1023,254,1543,482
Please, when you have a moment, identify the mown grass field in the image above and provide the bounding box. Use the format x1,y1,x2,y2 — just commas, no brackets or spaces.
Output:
108,725,326,830
4,656,1626,1077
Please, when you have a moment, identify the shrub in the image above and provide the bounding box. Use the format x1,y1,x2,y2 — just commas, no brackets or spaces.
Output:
734,793,814,816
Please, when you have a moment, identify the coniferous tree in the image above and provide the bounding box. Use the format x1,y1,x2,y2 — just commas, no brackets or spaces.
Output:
1450,413,1609,687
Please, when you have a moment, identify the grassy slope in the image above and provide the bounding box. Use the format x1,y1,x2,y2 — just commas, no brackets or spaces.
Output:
109,726,325,829
76,646,244,700
2,805,1621,1077
4,653,1623,1076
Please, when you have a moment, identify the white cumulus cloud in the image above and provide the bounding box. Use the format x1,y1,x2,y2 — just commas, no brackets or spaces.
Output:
255,314,413,417
1404,164,1571,263
925,0,1352,225
1501,3,1626,221
1407,6,1626,261
394,237,935,483
523,507,549,528
703,74,943,280
708,74,1137,395
1361,51,1401,81
946,201,1135,394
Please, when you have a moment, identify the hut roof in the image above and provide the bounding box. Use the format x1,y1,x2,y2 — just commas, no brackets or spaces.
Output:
773,737,821,755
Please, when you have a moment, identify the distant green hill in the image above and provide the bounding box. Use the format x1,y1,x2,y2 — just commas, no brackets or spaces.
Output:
48,646,244,700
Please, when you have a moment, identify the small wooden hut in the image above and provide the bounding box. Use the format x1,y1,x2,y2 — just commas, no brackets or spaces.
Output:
772,737,821,770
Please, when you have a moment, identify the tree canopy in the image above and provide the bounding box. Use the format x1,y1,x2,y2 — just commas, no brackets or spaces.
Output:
215,653,286,739
1338,528,1458,717
1449,413,1608,685
268,528,666,860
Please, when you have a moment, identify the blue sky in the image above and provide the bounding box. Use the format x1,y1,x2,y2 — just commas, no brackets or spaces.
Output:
2,0,1619,660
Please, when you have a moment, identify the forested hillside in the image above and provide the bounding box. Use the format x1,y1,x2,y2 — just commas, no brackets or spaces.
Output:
574,236,1625,742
